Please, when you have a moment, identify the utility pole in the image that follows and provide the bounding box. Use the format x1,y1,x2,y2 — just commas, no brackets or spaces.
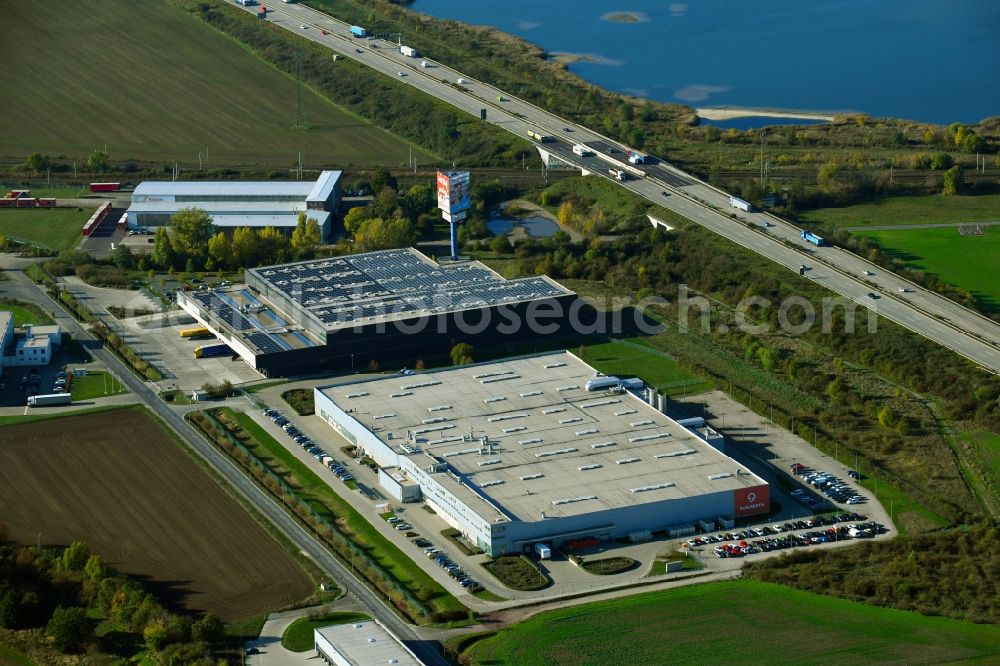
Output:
198,152,202,170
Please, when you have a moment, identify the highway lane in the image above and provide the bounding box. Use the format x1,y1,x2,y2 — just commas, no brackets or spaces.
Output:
14,271,449,666
249,3,1000,372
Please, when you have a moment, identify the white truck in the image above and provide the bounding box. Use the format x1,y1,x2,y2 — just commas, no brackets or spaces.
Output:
608,168,628,181
626,149,646,164
27,393,72,407
729,196,752,212
572,144,593,157
400,45,417,58
534,542,551,559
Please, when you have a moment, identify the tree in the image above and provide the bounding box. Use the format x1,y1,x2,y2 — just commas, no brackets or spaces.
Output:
353,217,416,252
46,606,90,653
450,342,474,366
191,613,223,643
230,227,260,267
290,212,322,258
143,618,169,651
62,541,89,571
490,234,511,254
207,231,232,271
370,167,398,193
84,554,107,582
0,589,16,628
151,227,176,269
86,149,108,172
110,244,134,270
343,205,375,235
400,184,436,221
942,166,963,195
169,208,214,266
25,153,50,174
257,225,289,265
372,186,400,219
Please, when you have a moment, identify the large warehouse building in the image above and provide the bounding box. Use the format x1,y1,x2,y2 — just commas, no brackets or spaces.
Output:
126,171,341,241
176,248,576,376
313,351,770,556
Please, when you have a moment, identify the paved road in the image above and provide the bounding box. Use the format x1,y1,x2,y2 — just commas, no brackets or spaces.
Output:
247,3,1000,374
5,270,449,666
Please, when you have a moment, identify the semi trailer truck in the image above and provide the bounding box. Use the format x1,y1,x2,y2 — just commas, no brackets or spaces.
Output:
194,343,231,359
27,393,72,407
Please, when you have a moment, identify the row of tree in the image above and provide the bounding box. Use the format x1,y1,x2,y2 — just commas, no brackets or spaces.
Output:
0,531,223,661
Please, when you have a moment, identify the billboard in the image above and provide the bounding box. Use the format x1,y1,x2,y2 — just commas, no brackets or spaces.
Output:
437,170,471,218
733,484,770,518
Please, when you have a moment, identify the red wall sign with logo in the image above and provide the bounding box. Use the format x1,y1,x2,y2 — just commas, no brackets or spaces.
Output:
733,485,770,518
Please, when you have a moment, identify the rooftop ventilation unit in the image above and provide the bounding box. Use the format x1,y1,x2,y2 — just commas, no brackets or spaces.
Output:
615,409,637,416
503,426,527,434
345,391,369,398
655,449,696,458
616,457,641,465
518,437,543,445
520,473,544,481
544,362,566,369
488,413,529,422
480,479,505,488
542,407,566,414
580,398,621,409
630,420,654,427
551,495,597,506
630,482,675,494
575,428,598,436
578,464,602,471
413,424,455,435
629,433,671,443
443,448,480,458
473,371,515,379
484,396,507,404
373,413,396,420
422,417,447,424
401,380,441,390
428,404,453,412
482,375,521,384
477,459,501,467
388,391,413,398
591,441,616,449
708,472,734,480
559,417,582,424
426,435,463,445
536,447,578,458
520,390,543,398
557,385,579,392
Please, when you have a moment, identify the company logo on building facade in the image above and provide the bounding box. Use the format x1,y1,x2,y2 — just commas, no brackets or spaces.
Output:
734,485,769,517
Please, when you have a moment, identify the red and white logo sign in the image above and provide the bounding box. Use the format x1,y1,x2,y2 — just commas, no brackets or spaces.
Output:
734,485,769,518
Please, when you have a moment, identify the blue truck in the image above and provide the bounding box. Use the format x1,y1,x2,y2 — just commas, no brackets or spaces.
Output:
194,343,231,359
800,230,826,246
350,25,367,37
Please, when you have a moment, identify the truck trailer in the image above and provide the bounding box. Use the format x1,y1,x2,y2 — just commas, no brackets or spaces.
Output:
527,129,552,143
534,543,551,559
626,149,646,164
194,343,231,359
350,25,367,37
572,144,593,157
179,326,210,339
729,196,751,212
608,168,628,181
27,393,72,407
800,230,826,246
400,45,417,57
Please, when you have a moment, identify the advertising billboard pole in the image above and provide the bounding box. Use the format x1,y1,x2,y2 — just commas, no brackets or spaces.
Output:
437,170,471,259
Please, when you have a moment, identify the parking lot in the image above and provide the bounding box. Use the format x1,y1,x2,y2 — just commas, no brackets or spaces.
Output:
117,312,264,390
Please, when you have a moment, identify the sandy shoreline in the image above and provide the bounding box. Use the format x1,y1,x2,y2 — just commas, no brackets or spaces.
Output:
696,107,837,121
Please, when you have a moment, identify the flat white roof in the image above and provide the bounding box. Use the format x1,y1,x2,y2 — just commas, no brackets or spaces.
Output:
315,621,423,666
307,170,341,202
319,352,766,524
132,172,341,198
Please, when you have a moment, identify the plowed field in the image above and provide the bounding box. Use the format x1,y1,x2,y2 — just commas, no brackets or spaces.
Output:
0,408,313,621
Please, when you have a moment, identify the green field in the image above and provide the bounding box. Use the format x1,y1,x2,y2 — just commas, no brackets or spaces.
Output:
460,581,1000,665
800,194,1000,228
282,612,369,652
70,371,128,401
855,226,1000,311
962,431,1000,495
579,338,712,395
0,0,433,167
0,298,55,326
0,208,92,250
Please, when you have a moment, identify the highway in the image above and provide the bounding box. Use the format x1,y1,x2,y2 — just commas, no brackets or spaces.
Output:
10,270,449,665
247,2,999,373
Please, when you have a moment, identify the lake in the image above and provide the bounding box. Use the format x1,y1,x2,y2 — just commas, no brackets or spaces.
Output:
413,0,1000,125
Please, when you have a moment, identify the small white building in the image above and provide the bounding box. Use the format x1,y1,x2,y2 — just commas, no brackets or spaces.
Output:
0,319,61,369
314,620,424,666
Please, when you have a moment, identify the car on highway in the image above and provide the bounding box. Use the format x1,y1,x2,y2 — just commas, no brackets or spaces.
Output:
356,48,363,53
898,287,909,293
563,127,572,132
661,191,669,197
301,25,308,29
321,29,328,35
397,71,406,77
863,270,874,276
867,292,879,299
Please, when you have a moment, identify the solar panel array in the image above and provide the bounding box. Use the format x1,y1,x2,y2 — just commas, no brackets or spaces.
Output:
191,292,292,354
251,249,568,329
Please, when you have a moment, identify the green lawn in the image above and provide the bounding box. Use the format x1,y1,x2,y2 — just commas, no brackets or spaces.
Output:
855,226,1000,312
70,371,128,401
0,208,92,251
282,612,369,652
0,298,55,326
0,0,433,167
800,194,1000,228
461,581,1000,665
224,409,469,620
0,186,87,199
578,338,712,395
962,431,1000,496
0,644,36,666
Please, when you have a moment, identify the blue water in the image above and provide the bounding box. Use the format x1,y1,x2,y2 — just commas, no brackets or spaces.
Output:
413,0,1000,124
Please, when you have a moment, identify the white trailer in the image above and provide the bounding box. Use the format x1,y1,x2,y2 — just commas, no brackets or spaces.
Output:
400,45,417,57
572,144,593,157
608,168,628,181
27,393,72,407
626,149,646,164
534,542,551,559
729,196,751,212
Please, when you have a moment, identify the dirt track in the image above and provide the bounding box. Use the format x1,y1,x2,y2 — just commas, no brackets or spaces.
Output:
0,408,313,621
